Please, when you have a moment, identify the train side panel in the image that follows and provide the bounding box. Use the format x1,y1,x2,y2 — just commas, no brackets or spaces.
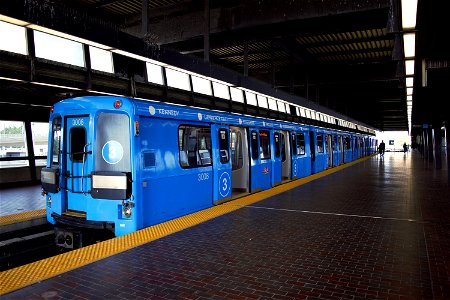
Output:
138,117,213,228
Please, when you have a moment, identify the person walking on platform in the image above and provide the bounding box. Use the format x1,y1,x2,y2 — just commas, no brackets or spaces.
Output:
378,140,385,156
403,142,408,153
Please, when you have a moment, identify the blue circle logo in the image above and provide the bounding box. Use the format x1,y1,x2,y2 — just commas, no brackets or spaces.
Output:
219,172,231,198
102,140,124,165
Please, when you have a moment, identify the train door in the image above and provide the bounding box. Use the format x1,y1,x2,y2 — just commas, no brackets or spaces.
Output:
339,136,344,163
332,135,338,167
249,128,271,192
64,115,91,213
326,134,333,168
271,131,282,186
230,126,250,198
361,137,366,156
212,125,232,204
294,131,311,178
280,130,291,182
309,130,316,173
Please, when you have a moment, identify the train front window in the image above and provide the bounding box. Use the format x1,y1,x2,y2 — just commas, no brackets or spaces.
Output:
51,117,61,166
259,130,270,160
95,113,131,172
70,127,86,162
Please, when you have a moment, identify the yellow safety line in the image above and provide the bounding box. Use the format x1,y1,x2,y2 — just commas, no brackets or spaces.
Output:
0,155,374,296
0,209,46,226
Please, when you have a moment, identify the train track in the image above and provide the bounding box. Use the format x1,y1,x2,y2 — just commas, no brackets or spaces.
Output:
0,224,115,271
0,224,59,271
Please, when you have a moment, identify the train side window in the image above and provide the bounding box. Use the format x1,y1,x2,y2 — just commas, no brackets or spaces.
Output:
296,133,305,155
51,117,62,165
281,134,286,162
345,137,351,150
317,134,324,153
332,136,337,150
178,126,212,168
218,128,229,164
250,131,259,160
274,132,280,158
259,130,270,160
231,131,243,170
291,133,297,155
70,127,86,162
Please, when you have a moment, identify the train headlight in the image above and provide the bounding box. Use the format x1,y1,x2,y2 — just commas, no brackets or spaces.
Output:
122,201,133,218
47,195,52,207
123,205,132,218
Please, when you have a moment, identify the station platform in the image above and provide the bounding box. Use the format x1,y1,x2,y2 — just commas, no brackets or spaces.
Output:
0,185,46,234
1,151,450,299
0,184,45,217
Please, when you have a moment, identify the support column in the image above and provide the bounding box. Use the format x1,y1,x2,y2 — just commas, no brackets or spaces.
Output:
305,73,309,100
203,0,210,62
270,40,275,88
243,41,248,77
422,129,428,158
433,124,442,169
446,122,450,184
141,0,148,35
290,55,295,94
26,28,36,82
24,121,36,182
83,44,92,90
428,127,434,163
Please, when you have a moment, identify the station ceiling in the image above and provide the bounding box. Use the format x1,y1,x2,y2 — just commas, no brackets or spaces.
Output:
0,0,449,133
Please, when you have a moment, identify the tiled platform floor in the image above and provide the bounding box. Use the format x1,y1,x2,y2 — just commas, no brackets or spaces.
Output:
0,185,44,216
5,151,450,299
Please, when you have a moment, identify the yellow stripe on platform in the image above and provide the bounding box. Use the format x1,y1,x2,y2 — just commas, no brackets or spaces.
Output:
0,209,46,226
0,155,373,295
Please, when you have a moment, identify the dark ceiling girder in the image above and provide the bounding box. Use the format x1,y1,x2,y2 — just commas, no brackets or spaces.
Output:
313,46,393,57
160,8,391,51
297,35,393,49
94,0,124,9
127,0,390,44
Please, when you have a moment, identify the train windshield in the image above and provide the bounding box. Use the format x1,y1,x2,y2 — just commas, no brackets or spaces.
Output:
51,117,62,166
95,113,131,172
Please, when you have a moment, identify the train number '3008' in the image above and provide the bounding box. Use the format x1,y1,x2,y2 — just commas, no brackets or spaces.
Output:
198,173,210,181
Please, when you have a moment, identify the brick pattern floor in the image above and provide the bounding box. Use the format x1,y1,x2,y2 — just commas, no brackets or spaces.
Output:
0,185,44,216
4,151,450,299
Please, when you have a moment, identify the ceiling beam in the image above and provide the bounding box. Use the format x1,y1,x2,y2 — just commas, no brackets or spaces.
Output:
131,3,390,45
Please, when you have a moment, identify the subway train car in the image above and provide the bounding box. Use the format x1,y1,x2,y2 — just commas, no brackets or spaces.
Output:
41,96,373,245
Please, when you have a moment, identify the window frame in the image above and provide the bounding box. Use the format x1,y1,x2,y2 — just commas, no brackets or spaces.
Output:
250,130,259,160
218,128,230,164
178,125,213,169
296,132,306,155
50,117,62,166
274,132,281,158
259,130,271,160
317,134,324,153
70,127,86,162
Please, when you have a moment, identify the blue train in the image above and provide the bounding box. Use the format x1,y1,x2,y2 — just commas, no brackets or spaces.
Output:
41,96,376,247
